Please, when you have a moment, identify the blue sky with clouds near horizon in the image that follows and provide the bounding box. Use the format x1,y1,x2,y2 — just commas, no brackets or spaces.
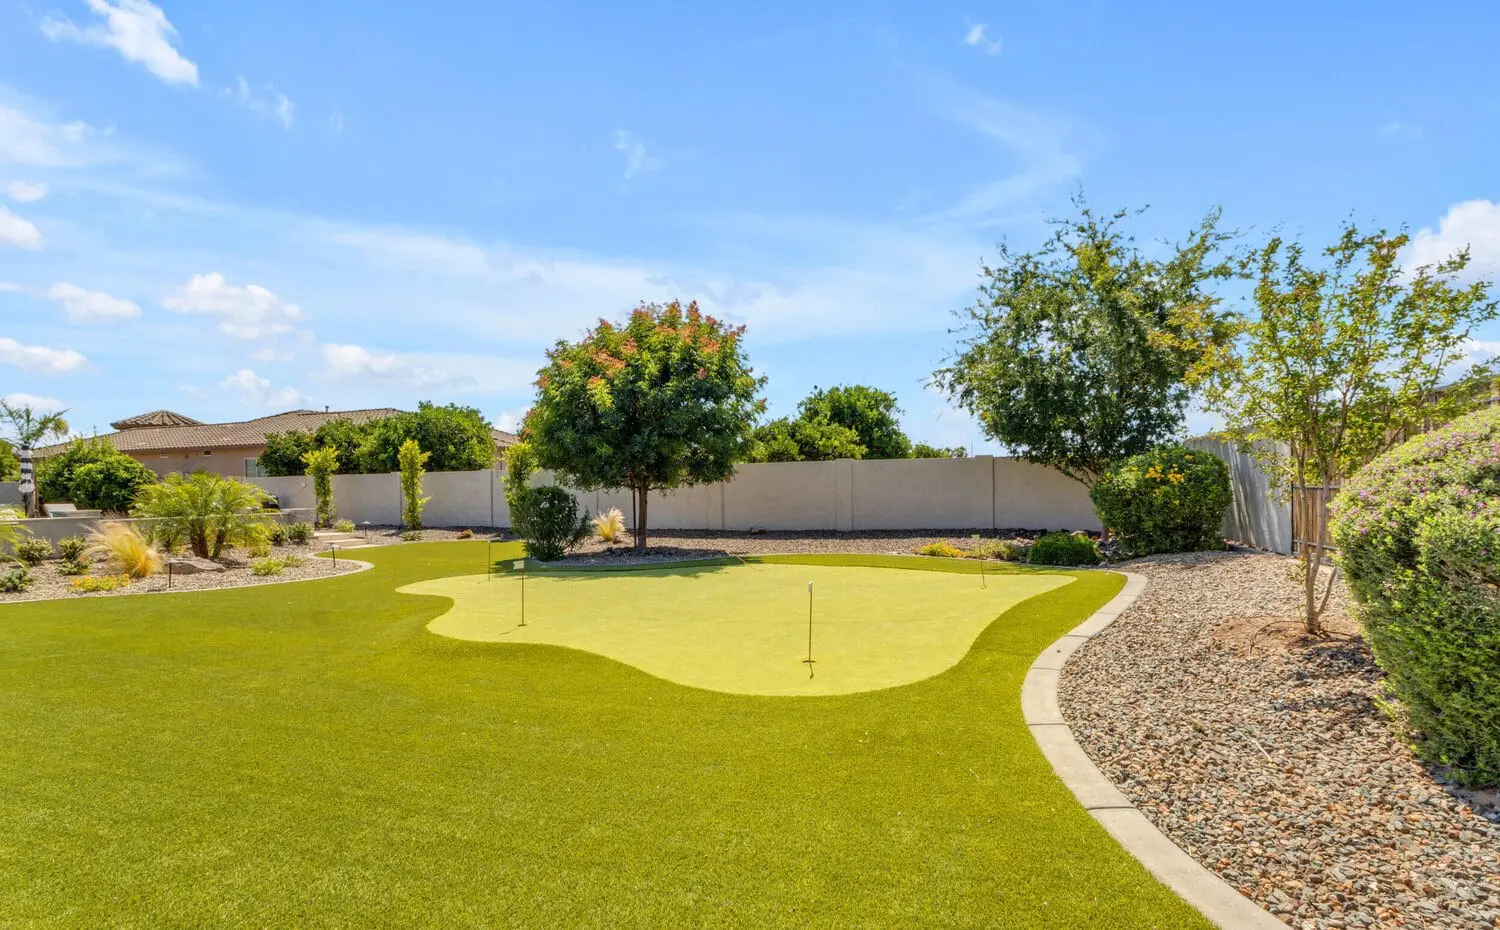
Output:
2,0,1498,451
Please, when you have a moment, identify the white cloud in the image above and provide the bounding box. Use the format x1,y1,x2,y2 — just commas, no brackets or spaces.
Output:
2,392,67,411
963,21,1003,55
41,0,199,86
327,227,491,275
225,77,296,130
0,337,86,373
0,206,42,248
162,272,306,339
0,95,125,169
613,130,662,181
321,343,453,387
495,409,527,434
1406,200,1500,278
46,282,141,323
220,368,305,407
251,347,295,363
275,94,295,129
5,181,47,202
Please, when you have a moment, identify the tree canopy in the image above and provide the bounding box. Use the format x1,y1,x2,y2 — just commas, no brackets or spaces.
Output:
797,385,911,459
36,438,157,513
933,200,1237,486
258,404,496,476
748,417,865,462
526,300,764,550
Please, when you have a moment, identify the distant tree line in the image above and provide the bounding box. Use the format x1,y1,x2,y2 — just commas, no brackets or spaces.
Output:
258,402,497,476
748,385,965,462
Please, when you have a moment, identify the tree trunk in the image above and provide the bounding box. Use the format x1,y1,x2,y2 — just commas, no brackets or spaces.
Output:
634,485,649,553
1302,483,1325,636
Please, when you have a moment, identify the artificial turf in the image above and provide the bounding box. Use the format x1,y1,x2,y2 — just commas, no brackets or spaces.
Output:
0,543,1211,928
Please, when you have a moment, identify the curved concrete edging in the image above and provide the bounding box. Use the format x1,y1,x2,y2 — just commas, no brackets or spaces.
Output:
1022,571,1289,930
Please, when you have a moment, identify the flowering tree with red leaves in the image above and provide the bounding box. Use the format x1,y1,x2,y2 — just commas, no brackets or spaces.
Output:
525,300,765,551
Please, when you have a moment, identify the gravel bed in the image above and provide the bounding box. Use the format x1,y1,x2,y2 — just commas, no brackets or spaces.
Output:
0,545,363,603
310,526,504,550
1059,550,1500,930
560,529,1057,566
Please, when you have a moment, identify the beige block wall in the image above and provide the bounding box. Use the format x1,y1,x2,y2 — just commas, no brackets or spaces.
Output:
131,446,268,478
722,461,840,530
992,458,1102,531
850,456,995,530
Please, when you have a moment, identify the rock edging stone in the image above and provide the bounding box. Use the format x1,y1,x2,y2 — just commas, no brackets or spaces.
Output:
1021,571,1289,930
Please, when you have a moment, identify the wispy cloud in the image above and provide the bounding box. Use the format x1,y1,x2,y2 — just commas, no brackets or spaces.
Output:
613,130,662,181
963,21,1003,55
2,392,68,411
162,272,307,339
47,282,141,323
220,368,306,407
223,77,296,130
0,205,42,248
41,0,199,86
5,181,48,202
0,337,87,373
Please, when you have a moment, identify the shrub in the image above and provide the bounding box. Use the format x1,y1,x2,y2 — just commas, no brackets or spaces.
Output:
133,472,275,559
246,541,272,558
915,541,965,558
86,523,163,579
286,522,314,545
302,446,340,528
267,522,289,546
398,439,431,530
0,566,33,592
13,537,53,566
1027,532,1101,566
57,536,88,561
334,519,356,534
280,553,304,568
969,539,1026,561
455,528,474,540
400,530,424,542
512,485,589,561
1330,406,1500,786
593,507,627,544
250,557,286,576
35,438,156,512
1090,445,1231,557
71,574,130,593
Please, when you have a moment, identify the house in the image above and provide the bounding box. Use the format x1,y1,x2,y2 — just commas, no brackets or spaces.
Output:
38,408,519,477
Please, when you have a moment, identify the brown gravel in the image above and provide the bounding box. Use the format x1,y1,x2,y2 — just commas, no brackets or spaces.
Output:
1059,550,1500,930
562,529,1051,565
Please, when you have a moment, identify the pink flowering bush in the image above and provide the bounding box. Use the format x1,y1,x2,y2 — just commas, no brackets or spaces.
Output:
1089,445,1231,557
1331,405,1500,786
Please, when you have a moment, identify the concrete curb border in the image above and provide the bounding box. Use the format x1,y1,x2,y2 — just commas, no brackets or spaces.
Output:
1022,571,1289,930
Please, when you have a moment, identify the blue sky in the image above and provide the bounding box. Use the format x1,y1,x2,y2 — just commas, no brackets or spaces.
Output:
2,1,1497,450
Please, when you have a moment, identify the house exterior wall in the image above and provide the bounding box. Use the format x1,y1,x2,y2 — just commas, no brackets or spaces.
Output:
128,445,268,478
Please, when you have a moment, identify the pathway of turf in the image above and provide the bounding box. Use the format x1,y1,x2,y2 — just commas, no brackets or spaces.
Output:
0,543,1210,928
407,562,1072,695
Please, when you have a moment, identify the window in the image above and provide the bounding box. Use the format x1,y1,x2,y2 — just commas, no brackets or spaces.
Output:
245,458,267,478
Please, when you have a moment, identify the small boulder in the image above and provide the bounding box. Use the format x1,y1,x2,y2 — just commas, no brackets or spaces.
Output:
167,557,223,575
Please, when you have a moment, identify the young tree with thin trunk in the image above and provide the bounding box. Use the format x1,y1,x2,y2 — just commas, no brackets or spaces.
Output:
526,300,764,552
302,446,340,528
0,400,69,517
1203,224,1497,635
397,439,430,531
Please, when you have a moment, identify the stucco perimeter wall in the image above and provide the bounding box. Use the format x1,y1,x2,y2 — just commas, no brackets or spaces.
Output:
423,469,505,528
250,476,316,512
1184,437,1292,554
993,458,1102,531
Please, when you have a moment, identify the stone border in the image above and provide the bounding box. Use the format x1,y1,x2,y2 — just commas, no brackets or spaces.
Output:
1021,572,1289,930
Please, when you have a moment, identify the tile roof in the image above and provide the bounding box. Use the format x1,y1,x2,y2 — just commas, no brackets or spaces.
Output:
110,409,204,430
41,408,404,455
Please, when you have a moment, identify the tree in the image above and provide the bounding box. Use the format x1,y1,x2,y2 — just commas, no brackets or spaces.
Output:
747,417,865,462
527,300,764,551
911,442,967,459
258,429,316,477
357,403,495,474
0,441,18,481
933,201,1237,486
302,446,340,527
35,438,156,513
397,439,430,530
132,472,275,559
1204,224,1497,634
0,400,69,516
797,385,912,459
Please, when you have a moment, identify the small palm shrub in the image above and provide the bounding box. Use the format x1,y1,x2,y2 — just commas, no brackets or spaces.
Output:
1027,532,1101,566
71,574,130,593
286,522,314,545
334,519,356,534
512,486,588,561
133,472,275,559
1331,405,1500,786
86,523,164,579
915,541,965,558
593,507,627,544
1090,445,1231,557
0,566,33,592
13,537,53,566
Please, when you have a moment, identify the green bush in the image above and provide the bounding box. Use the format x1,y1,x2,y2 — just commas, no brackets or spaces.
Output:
0,565,33,592
250,557,286,576
511,485,589,561
267,522,289,546
35,438,157,512
56,536,88,561
286,522,314,545
1330,406,1500,786
970,539,1027,561
13,537,53,566
1089,445,1231,557
1027,532,1101,566
400,530,423,542
334,519,356,534
914,541,964,558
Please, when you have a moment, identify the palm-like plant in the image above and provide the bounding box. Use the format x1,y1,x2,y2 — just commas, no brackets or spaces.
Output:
0,506,25,559
132,472,275,559
0,400,69,517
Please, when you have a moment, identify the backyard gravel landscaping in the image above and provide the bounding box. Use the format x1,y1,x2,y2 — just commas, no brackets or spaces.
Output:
564,528,1060,564
1059,550,1500,930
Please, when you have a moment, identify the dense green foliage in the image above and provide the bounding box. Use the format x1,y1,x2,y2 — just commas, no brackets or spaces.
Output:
527,300,764,550
36,439,157,512
259,404,496,477
797,385,911,459
911,443,967,459
1026,532,1102,566
748,417,865,462
12,537,52,566
1089,446,1230,557
934,201,1236,486
0,564,32,592
132,472,275,559
302,446,340,527
1330,406,1500,786
0,543,1205,926
397,439,431,530
285,521,313,545
1206,224,1498,632
0,440,18,481
511,485,589,561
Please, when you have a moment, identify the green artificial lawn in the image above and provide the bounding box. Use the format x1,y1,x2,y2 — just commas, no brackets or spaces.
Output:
407,561,1073,695
0,543,1210,928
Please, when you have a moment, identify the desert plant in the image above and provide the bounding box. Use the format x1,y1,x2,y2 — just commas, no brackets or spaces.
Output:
246,540,272,558
267,522,289,545
131,472,274,559
334,519,356,534
250,557,286,576
56,535,87,561
1090,445,1231,557
70,574,130,593
13,537,52,566
286,521,314,545
1027,532,1101,566
915,541,965,558
1330,405,1500,786
455,528,474,540
398,439,431,530
511,485,588,561
86,522,163,579
302,446,340,528
0,565,33,592
593,507,627,544
969,539,1026,561
280,553,304,568
400,530,424,542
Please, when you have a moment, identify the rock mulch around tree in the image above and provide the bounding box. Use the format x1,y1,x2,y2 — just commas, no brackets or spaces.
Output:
1059,550,1500,930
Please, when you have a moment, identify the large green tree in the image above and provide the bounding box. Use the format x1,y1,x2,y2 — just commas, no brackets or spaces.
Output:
258,406,495,476
1205,224,1497,634
35,438,156,513
933,201,1237,486
797,385,912,459
748,417,865,463
526,300,764,551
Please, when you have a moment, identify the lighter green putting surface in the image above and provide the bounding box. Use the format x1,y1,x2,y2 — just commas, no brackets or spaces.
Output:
402,562,1072,696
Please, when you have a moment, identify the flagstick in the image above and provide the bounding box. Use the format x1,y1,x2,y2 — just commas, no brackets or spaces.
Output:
972,534,986,589
802,581,815,678
518,558,527,627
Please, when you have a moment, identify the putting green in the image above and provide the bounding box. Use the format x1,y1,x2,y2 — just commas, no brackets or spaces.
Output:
401,561,1073,696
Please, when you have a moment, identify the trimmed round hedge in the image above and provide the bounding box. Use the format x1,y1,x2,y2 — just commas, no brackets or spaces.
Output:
1026,531,1101,566
1330,405,1500,786
1089,445,1231,558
